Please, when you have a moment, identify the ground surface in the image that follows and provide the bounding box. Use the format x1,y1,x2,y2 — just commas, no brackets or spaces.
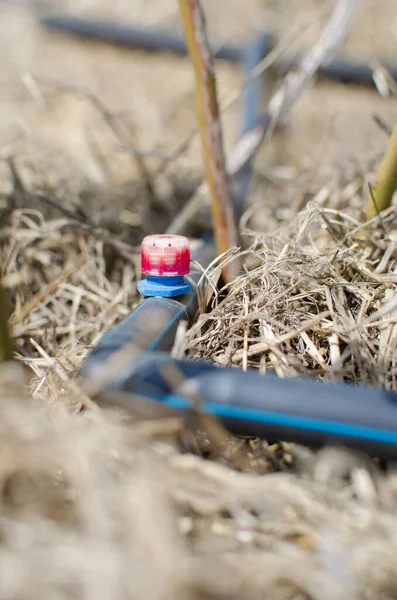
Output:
0,1,397,599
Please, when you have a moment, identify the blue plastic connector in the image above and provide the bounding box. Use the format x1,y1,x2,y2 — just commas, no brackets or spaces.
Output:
137,275,192,298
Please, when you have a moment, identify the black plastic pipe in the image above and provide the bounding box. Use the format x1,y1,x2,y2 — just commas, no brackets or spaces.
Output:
82,293,196,373
40,15,397,87
84,350,397,460
306,57,397,86
183,368,397,458
40,15,241,61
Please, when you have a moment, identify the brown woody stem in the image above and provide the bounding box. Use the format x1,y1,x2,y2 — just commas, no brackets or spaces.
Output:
178,0,240,282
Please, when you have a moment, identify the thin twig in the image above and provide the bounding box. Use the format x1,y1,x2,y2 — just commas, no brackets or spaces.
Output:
228,0,357,176
177,0,240,282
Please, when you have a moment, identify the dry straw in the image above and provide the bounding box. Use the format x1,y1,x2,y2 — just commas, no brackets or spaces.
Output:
186,198,397,392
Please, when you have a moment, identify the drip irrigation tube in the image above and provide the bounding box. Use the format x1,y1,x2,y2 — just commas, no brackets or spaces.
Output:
84,350,397,459
40,15,241,61
303,57,397,86
41,15,397,87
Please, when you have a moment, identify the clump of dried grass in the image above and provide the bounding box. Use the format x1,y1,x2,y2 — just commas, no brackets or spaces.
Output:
1,202,139,401
187,194,397,391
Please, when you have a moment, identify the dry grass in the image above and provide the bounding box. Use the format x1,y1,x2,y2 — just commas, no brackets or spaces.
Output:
187,182,397,391
1,364,397,599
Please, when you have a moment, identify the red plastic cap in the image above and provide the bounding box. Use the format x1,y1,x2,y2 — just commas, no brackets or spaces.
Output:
140,235,191,276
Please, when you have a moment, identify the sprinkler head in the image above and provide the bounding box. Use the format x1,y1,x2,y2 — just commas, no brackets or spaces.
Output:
138,234,192,297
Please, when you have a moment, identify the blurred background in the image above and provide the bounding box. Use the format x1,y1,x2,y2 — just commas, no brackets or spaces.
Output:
0,0,395,222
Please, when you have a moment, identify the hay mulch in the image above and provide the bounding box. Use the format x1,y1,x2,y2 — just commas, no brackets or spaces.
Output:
1,0,397,598
2,366,397,600
187,186,397,391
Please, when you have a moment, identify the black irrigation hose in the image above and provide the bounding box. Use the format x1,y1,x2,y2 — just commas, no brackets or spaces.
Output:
41,15,397,86
40,15,241,61
84,350,397,460
40,15,271,224
308,57,397,85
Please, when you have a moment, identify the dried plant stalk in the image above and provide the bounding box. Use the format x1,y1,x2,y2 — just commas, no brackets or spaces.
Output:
177,0,240,282
0,283,13,362
365,121,397,220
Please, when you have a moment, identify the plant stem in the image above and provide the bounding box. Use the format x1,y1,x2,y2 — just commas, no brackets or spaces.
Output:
0,283,13,363
177,0,240,282
365,121,397,220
